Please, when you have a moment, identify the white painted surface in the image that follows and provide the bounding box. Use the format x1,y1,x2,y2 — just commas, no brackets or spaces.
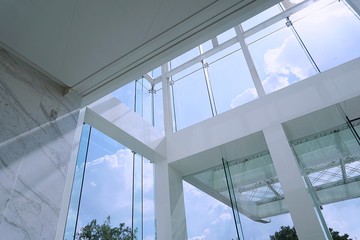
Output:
263,124,327,240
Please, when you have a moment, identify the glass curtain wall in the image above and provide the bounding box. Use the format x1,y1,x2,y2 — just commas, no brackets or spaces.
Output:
183,149,295,239
63,125,156,240
284,98,360,239
163,0,360,131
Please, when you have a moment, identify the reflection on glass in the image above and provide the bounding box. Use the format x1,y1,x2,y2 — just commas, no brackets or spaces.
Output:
206,44,257,113
241,4,282,31
248,23,316,94
201,40,213,52
217,28,237,45
64,124,91,240
172,69,212,130
76,127,133,238
143,159,156,239
292,122,360,239
111,80,135,110
133,153,143,239
292,0,360,72
183,181,239,239
184,151,295,239
171,47,200,69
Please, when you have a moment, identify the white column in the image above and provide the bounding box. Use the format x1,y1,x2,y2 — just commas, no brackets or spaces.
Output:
154,160,187,240
263,124,328,240
162,63,173,135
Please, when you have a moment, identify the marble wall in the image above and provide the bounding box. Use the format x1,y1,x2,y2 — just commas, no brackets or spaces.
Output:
0,47,81,239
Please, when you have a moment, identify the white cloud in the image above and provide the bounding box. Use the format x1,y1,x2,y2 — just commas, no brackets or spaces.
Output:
230,87,258,109
262,76,290,93
90,181,96,187
219,212,232,221
188,228,210,240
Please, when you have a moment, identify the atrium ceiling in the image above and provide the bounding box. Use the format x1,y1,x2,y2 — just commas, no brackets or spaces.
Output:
0,0,279,103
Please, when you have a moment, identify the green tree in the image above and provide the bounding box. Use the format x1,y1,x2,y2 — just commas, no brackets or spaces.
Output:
270,226,352,240
76,216,137,240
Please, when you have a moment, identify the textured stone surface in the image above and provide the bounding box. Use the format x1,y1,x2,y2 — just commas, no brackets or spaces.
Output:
0,47,81,239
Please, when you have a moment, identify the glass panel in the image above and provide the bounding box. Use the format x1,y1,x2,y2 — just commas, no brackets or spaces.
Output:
241,4,282,31
217,28,237,44
64,124,91,240
111,80,135,110
292,0,360,72
201,40,213,52
206,44,257,113
148,66,161,79
133,154,143,239
183,176,239,239
289,106,360,239
185,151,295,239
170,47,200,69
172,68,212,130
248,23,317,94
153,83,164,132
75,127,134,238
143,159,156,240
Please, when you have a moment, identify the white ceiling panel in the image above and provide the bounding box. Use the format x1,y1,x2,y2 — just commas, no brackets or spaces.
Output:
0,0,280,104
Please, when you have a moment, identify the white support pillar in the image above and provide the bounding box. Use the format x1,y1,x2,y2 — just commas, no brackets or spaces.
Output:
162,63,174,135
263,124,328,240
154,160,187,240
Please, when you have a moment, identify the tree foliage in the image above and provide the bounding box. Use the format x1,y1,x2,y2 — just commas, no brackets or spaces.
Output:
270,226,352,240
76,216,137,240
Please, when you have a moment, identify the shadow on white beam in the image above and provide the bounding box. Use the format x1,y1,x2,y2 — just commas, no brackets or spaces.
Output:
85,96,166,162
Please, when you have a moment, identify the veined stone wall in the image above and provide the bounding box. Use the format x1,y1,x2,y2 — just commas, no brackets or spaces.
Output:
0,47,81,239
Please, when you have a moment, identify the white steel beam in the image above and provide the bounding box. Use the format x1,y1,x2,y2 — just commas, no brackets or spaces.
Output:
234,25,265,97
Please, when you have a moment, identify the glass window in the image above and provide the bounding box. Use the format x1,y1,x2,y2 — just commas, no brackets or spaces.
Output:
172,68,212,130
217,27,237,45
206,44,258,113
184,151,295,239
241,4,282,31
65,126,156,240
288,103,360,240
111,80,135,110
201,39,213,52
170,47,200,69
183,181,239,239
76,128,133,236
292,0,360,72
248,22,317,94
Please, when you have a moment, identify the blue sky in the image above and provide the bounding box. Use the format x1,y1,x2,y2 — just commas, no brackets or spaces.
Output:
69,0,360,239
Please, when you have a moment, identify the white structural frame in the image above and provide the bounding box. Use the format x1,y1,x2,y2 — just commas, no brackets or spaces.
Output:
56,0,360,238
